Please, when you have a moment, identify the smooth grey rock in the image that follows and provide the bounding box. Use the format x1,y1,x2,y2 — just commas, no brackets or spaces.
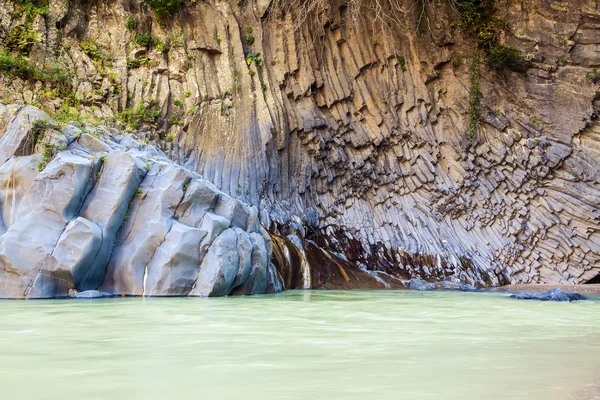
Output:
214,196,250,231
77,151,147,290
70,290,114,299
233,232,269,295
102,163,192,295
189,228,240,297
77,133,111,153
28,217,103,298
175,179,218,227
266,262,284,294
231,228,253,290
510,289,587,302
144,221,207,296
0,152,93,298
0,155,38,233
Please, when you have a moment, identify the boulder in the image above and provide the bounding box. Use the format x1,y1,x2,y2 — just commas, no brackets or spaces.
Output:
510,289,587,302
28,217,103,298
70,290,114,299
0,106,51,167
0,152,93,298
232,232,269,295
189,228,240,297
143,221,207,296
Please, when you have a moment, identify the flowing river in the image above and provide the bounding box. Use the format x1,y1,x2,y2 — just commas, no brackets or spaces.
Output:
1,290,599,400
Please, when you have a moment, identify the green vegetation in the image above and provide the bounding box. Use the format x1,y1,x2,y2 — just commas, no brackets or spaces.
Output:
127,57,152,69
453,0,527,70
184,91,192,98
245,27,255,45
171,29,185,47
143,0,184,20
135,188,144,196
125,17,137,32
487,44,525,70
587,67,600,83
0,52,70,88
133,32,158,47
52,100,82,124
245,52,263,67
6,24,42,55
117,102,160,129
155,42,170,53
248,69,256,77
451,0,529,142
167,115,182,125
452,56,462,68
9,0,49,20
397,56,407,72
529,116,541,127
38,141,54,171
80,40,104,63
216,35,222,45
173,98,183,107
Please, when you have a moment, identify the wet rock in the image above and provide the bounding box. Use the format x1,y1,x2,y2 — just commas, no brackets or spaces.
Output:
70,290,114,299
409,279,480,292
510,289,587,302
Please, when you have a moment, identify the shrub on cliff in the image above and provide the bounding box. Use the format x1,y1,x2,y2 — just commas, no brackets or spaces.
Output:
487,45,527,70
143,0,183,20
0,52,70,88
117,102,160,129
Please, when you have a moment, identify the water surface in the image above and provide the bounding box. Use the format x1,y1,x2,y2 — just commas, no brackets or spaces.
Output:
1,290,599,400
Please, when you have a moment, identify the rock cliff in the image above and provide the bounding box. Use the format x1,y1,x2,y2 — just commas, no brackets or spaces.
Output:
0,104,283,298
1,0,599,289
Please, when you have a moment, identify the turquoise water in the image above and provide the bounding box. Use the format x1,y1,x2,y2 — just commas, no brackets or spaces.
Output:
0,290,598,400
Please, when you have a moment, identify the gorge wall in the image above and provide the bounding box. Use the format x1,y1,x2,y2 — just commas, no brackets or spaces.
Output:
1,0,600,287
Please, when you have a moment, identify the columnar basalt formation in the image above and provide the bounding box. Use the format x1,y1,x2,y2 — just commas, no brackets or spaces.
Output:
0,0,599,287
0,105,283,298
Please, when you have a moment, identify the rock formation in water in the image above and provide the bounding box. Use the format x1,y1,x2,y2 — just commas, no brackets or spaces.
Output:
0,104,283,298
1,0,600,290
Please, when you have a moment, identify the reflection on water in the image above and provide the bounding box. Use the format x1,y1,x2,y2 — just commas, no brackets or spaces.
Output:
0,291,599,400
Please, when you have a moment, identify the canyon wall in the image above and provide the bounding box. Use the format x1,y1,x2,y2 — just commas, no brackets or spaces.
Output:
1,0,599,286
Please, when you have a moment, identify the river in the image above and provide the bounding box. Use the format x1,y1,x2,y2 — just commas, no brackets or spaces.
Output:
1,290,598,399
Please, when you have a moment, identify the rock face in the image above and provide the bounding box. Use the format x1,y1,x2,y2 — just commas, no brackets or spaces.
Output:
1,0,600,287
0,105,282,298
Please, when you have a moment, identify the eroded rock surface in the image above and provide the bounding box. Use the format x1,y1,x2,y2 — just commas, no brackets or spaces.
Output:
0,106,282,298
0,0,599,287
